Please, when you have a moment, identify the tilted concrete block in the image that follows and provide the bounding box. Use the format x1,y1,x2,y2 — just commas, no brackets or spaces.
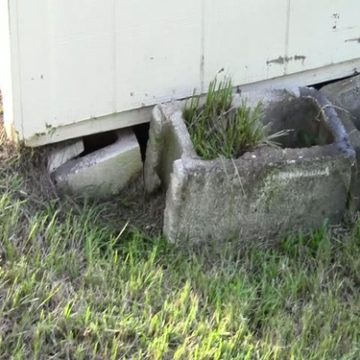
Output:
54,129,142,198
145,87,355,245
47,138,84,173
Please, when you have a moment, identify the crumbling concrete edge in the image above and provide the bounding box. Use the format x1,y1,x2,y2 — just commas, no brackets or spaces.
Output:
144,100,196,193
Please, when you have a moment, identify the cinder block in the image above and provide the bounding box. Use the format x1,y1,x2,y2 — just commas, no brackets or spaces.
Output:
54,129,142,198
145,87,355,245
321,75,360,210
47,139,85,173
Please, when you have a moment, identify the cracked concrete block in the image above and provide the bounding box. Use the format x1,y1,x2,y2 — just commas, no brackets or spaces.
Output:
47,139,84,173
321,75,360,210
54,129,142,198
145,87,355,245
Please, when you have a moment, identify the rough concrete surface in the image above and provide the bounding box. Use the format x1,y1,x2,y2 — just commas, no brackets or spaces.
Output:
145,87,355,245
321,75,360,124
321,75,360,210
54,129,142,198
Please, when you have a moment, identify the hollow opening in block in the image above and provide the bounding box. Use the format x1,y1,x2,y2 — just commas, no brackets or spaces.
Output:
264,97,334,148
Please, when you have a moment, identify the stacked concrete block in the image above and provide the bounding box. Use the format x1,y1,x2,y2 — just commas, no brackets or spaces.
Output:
53,129,142,198
47,139,85,173
145,87,355,245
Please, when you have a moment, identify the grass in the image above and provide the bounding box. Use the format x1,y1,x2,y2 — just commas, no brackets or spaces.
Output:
0,124,360,358
184,78,286,160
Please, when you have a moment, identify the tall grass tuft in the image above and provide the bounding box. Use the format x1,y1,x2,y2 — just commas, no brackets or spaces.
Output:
184,78,284,160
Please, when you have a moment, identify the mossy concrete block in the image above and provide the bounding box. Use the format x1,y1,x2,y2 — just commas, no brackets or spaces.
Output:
145,87,355,245
54,129,142,198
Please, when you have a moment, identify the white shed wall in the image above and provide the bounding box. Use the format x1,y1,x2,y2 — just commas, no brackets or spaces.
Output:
1,0,360,146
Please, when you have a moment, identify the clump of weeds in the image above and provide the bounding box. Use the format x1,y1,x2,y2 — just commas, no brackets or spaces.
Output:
184,77,288,160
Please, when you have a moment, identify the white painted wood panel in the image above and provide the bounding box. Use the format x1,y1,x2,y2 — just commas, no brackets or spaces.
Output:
203,0,289,87
1,0,360,146
286,0,360,75
114,0,202,111
48,1,115,126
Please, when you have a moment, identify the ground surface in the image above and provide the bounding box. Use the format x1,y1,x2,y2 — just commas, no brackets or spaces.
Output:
0,114,359,359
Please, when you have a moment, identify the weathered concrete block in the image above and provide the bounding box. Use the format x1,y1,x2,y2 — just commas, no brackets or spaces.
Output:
321,75,360,210
47,139,84,173
54,129,142,198
321,75,360,123
145,87,355,245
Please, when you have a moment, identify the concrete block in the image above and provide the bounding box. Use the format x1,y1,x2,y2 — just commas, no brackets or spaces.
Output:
321,75,360,124
337,111,360,212
47,139,84,173
145,87,355,245
54,129,142,198
321,75,360,210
